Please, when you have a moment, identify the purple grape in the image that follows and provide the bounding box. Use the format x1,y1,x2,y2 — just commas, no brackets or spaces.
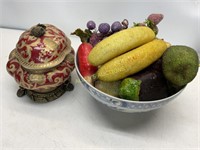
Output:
98,23,110,34
111,21,123,32
87,20,96,30
89,33,102,46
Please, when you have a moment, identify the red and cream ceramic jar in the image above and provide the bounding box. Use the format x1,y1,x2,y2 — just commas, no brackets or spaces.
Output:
6,24,75,102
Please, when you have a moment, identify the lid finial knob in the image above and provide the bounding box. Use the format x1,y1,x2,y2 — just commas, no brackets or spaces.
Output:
30,24,46,37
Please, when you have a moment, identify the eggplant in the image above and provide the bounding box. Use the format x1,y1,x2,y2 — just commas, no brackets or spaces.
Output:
132,59,169,101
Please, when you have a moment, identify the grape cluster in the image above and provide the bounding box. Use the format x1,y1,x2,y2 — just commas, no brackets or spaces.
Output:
86,19,129,46
72,13,163,45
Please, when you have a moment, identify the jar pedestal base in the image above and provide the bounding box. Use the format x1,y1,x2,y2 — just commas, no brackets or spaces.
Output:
16,78,74,103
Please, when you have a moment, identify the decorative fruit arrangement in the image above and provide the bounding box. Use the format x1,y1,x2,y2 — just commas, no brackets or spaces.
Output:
72,13,199,101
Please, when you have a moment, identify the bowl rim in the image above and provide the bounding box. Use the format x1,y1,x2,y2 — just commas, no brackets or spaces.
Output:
74,51,185,104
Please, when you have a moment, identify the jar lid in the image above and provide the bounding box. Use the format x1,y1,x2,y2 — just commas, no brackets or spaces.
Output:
14,24,72,70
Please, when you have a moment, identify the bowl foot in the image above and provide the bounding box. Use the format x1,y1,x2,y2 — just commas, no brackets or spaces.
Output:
16,78,74,103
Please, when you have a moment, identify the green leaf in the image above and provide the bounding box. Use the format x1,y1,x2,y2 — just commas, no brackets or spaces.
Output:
145,19,154,28
71,28,91,43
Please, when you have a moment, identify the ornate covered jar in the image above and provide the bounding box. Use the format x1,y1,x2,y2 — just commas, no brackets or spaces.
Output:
6,24,75,102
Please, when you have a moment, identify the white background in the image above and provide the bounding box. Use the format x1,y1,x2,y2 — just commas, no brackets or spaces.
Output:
1,0,200,55
0,0,200,149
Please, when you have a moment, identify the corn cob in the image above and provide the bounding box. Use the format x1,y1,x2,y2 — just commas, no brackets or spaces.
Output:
96,39,168,82
88,26,155,66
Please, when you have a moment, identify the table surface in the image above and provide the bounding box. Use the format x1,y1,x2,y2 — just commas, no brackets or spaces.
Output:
0,28,199,149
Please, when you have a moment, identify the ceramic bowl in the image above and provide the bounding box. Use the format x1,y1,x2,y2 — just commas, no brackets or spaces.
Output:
75,52,185,113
